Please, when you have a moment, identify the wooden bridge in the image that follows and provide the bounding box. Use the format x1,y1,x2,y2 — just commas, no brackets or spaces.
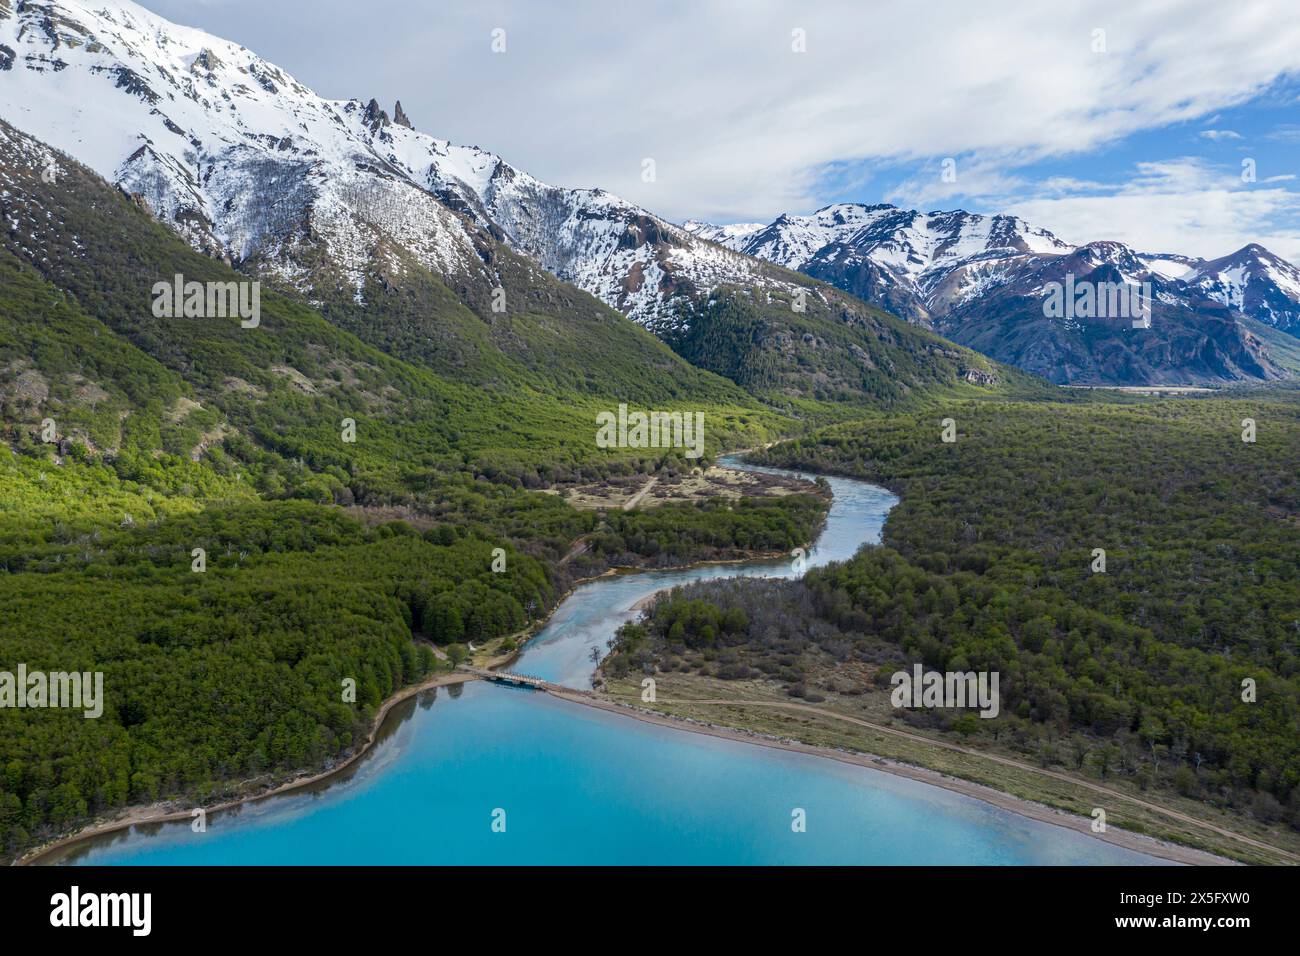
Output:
458,665,554,691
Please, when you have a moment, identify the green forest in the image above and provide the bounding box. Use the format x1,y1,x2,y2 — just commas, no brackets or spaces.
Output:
0,120,846,858
607,396,1300,832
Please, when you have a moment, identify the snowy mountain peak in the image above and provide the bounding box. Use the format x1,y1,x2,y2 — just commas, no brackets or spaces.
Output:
696,196,1299,339
681,219,767,245
1184,242,1300,329
701,202,1072,281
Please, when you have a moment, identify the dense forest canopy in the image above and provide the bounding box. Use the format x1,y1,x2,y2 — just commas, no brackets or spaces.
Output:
606,397,1300,831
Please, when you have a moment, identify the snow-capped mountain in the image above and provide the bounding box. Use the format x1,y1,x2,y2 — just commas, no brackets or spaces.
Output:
681,220,766,246
720,204,1070,288
1182,244,1300,336
690,202,1300,383
409,142,790,333
692,203,1075,324
0,0,796,333
696,202,1300,340
3,0,1292,387
0,0,497,302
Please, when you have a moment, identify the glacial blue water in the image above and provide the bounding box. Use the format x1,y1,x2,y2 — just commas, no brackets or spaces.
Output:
55,458,1162,865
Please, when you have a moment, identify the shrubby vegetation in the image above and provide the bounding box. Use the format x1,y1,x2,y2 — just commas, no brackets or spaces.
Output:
585,493,826,568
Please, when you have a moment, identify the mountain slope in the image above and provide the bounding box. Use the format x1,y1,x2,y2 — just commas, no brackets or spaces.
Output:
937,242,1283,385
0,0,1015,406
0,0,769,408
0,119,534,484
414,139,1014,400
2,117,794,500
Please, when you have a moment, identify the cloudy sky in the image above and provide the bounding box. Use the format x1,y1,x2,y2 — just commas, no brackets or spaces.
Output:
150,0,1300,261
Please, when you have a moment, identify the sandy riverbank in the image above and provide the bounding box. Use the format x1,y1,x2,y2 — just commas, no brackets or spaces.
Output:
547,689,1240,867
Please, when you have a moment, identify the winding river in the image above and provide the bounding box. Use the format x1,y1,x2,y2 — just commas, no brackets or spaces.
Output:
48,458,1162,865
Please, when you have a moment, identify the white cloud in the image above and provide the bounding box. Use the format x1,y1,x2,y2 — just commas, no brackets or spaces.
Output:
1199,129,1243,140
1000,159,1300,262
148,0,1300,225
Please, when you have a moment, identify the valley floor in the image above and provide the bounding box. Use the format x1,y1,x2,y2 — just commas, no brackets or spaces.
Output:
541,461,809,511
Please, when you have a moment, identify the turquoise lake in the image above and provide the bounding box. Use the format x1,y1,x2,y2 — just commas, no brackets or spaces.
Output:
53,459,1163,865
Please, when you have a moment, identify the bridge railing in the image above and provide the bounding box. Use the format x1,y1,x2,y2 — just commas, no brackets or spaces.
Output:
456,664,551,687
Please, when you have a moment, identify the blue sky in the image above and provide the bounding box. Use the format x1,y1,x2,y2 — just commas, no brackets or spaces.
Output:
824,77,1300,257
147,0,1300,262
823,80,1300,210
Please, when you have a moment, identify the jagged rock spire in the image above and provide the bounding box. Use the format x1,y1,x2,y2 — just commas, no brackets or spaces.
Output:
362,98,389,131
393,100,413,129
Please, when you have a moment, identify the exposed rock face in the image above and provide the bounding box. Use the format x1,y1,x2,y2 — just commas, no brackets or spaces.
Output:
392,100,412,129
960,367,999,387
191,47,222,73
931,243,1284,385
362,98,389,131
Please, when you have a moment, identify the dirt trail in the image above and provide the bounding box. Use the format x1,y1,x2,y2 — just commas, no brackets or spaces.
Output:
558,537,590,566
622,476,657,510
